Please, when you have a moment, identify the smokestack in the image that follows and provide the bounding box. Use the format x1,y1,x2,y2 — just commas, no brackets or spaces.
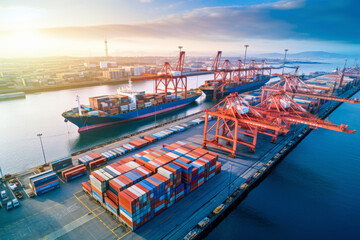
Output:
104,39,108,58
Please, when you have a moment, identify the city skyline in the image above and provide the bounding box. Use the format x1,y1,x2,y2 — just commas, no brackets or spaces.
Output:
0,0,359,57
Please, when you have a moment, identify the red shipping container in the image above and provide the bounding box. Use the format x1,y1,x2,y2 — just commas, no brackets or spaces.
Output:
162,144,176,151
89,157,106,170
183,144,197,151
134,183,151,200
61,164,85,178
178,156,192,164
215,162,222,174
64,167,86,179
88,152,103,160
135,158,147,166
118,191,136,214
105,189,119,204
91,172,105,182
144,135,156,143
118,175,133,188
82,181,92,194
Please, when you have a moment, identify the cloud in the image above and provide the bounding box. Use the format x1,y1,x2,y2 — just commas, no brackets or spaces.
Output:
1,0,359,46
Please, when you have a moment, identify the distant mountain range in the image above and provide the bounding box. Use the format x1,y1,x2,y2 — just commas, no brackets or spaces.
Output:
261,51,348,59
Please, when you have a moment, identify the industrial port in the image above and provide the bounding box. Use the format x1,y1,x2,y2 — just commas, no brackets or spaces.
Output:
1,47,359,240
1,1,360,239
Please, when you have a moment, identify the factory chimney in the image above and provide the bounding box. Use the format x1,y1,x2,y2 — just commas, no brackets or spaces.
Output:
104,39,109,58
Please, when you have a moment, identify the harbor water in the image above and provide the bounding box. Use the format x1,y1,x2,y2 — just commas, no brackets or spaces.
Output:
206,91,360,240
0,59,347,175
0,74,213,174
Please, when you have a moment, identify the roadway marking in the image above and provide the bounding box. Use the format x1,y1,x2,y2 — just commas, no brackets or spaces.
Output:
0,197,76,229
24,189,32,198
111,224,122,231
39,211,105,240
214,175,226,183
196,190,205,197
78,194,89,199
74,190,83,195
136,229,152,240
92,206,101,211
117,231,131,240
180,200,192,209
160,213,174,224
74,193,123,239
58,177,66,184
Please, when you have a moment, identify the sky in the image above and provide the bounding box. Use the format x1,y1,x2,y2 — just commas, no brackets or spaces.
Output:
0,0,359,57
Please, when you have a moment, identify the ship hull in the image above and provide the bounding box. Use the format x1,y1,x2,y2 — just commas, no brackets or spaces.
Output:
200,79,269,97
63,95,201,132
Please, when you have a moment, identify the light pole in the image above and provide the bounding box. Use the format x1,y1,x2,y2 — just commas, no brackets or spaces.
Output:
282,49,288,74
178,46,183,54
37,133,47,164
244,45,249,65
244,45,249,80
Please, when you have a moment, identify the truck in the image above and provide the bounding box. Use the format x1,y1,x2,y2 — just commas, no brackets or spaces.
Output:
6,201,13,211
197,217,210,228
1,190,7,199
213,204,225,215
12,198,20,208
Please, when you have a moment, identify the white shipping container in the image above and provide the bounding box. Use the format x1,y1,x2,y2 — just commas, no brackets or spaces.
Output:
158,167,172,179
171,71,181,76
88,111,100,116
121,105,129,111
145,102,152,107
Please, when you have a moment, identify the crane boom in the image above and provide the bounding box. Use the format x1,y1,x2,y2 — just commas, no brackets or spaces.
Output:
285,91,360,104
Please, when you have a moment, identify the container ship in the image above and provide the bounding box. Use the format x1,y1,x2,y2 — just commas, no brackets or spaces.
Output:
199,74,271,98
62,87,202,132
198,51,276,98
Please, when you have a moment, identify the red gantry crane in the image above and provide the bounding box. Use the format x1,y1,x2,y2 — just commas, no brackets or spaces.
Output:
132,51,188,102
202,91,355,157
201,51,276,100
254,91,355,134
202,92,289,156
260,71,360,110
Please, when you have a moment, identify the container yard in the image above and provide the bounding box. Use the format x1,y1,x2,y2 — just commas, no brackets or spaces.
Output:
1,66,359,240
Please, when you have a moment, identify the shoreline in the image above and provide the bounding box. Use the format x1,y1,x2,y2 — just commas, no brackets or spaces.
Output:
0,72,211,95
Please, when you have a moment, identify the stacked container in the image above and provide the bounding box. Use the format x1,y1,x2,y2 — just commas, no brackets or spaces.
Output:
50,157,72,172
83,141,222,230
78,152,103,167
90,168,117,202
129,138,150,149
29,170,60,196
61,164,87,182
82,181,92,194
89,157,107,170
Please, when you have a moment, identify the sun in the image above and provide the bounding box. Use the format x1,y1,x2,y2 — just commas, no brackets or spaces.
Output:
6,30,49,54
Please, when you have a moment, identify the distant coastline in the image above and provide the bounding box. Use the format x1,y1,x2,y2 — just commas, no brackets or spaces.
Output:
287,61,329,64
0,72,210,95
